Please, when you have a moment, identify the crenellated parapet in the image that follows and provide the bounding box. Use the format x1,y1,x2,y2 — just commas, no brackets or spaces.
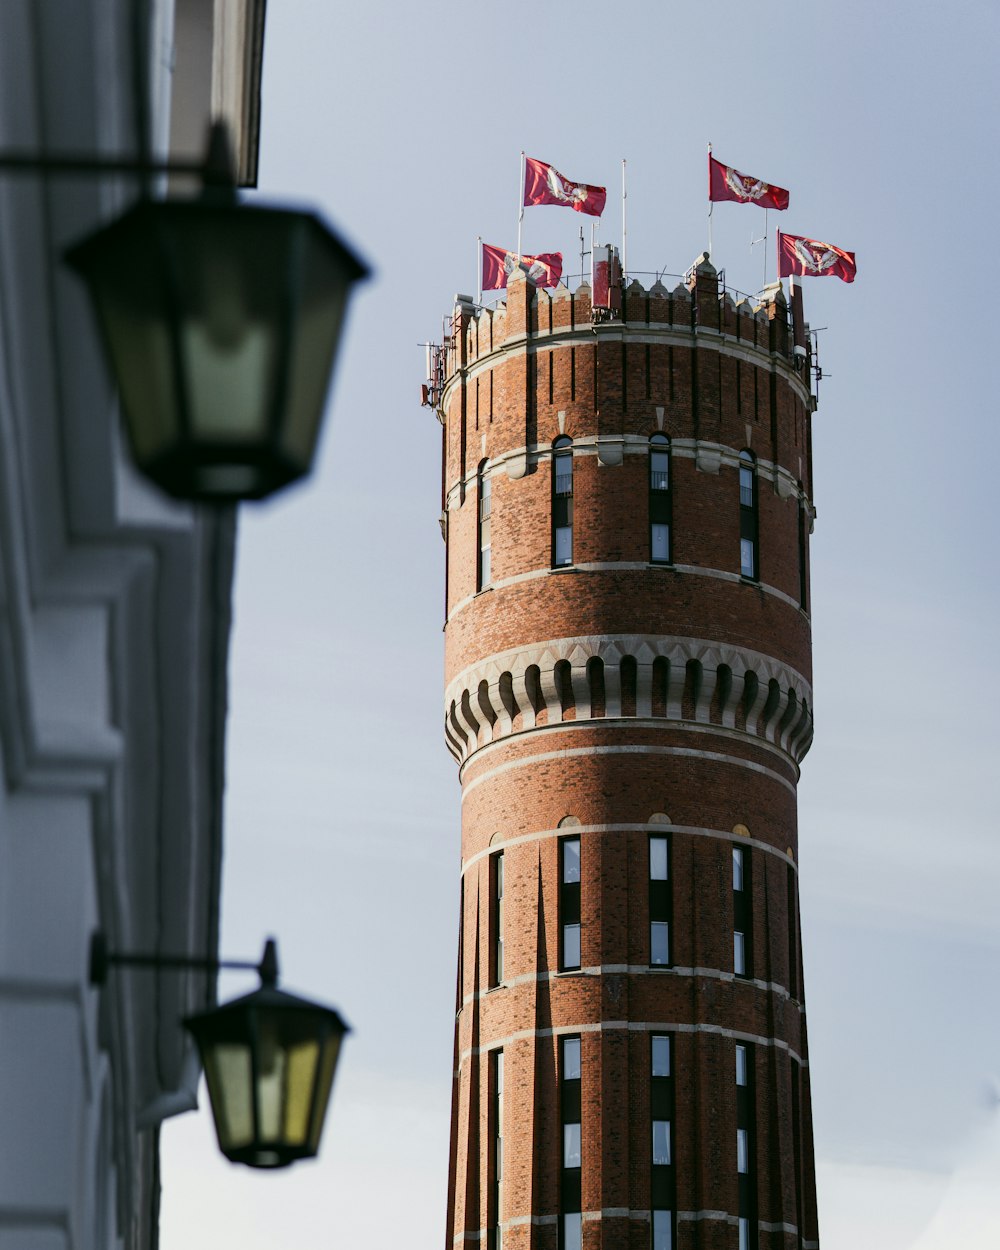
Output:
443,257,813,424
444,633,813,766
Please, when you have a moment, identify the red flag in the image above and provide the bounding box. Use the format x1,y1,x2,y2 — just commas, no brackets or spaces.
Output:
708,154,789,210
482,243,563,291
777,232,856,283
523,156,607,217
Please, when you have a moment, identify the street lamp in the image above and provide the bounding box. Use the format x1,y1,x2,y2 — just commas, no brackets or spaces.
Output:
63,124,369,502
90,932,349,1169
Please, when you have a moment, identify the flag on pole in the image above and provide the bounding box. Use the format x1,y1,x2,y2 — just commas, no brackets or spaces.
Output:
482,243,563,291
709,154,789,210
777,232,856,283
523,156,607,217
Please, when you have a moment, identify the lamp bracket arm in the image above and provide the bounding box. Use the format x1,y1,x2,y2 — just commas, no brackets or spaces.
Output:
89,930,278,988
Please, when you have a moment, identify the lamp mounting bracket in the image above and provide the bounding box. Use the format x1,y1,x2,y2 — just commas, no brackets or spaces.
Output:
89,930,279,989
0,121,237,193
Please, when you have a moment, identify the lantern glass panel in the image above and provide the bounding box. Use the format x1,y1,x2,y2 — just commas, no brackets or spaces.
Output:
167,212,287,444
282,1039,322,1145
307,1032,342,1150
201,1041,255,1150
280,225,356,463
69,214,180,463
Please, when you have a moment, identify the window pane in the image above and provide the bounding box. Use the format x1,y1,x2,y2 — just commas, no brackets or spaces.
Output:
733,846,744,891
562,1036,581,1080
563,1213,582,1250
555,526,573,565
740,537,755,578
480,546,491,587
563,923,581,970
736,1044,747,1087
653,1210,673,1250
651,1034,670,1077
652,1119,671,1165
651,921,670,965
734,930,746,975
649,836,669,880
737,1127,749,1173
651,523,670,561
651,451,669,483
739,465,754,506
564,1122,581,1168
562,838,581,883
739,1217,749,1250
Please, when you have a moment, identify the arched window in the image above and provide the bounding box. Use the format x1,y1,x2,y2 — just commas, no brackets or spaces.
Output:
649,434,671,563
477,460,491,590
739,450,758,580
552,436,573,567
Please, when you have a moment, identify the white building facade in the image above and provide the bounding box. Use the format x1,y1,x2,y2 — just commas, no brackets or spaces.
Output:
0,4,263,1248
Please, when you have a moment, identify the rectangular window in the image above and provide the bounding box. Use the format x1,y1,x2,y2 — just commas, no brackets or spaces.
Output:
651,922,670,965
650,1033,675,1218
561,1034,582,1232
797,493,808,609
491,852,504,985
490,1050,504,1250
562,1035,581,1080
733,843,752,979
478,470,492,590
650,836,669,881
649,834,671,966
651,1034,671,1078
564,1122,582,1168
552,441,574,567
652,1211,673,1250
560,837,582,971
554,525,573,567
736,1042,756,1248
787,864,798,1000
740,537,755,579
739,454,758,580
651,523,670,562
456,876,465,1012
739,465,754,508
649,436,672,563
652,1120,671,1166
562,1213,582,1250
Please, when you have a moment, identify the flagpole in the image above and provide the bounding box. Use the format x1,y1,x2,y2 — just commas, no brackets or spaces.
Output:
517,151,525,259
762,207,768,289
477,235,482,306
621,158,628,283
579,225,585,286
590,220,596,287
707,141,713,257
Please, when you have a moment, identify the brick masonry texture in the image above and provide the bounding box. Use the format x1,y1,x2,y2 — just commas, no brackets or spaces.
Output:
438,257,820,1249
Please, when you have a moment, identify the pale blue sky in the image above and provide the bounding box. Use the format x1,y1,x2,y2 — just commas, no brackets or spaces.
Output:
161,3,1000,1246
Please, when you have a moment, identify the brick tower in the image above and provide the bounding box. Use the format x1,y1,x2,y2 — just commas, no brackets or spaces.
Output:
435,253,820,1250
